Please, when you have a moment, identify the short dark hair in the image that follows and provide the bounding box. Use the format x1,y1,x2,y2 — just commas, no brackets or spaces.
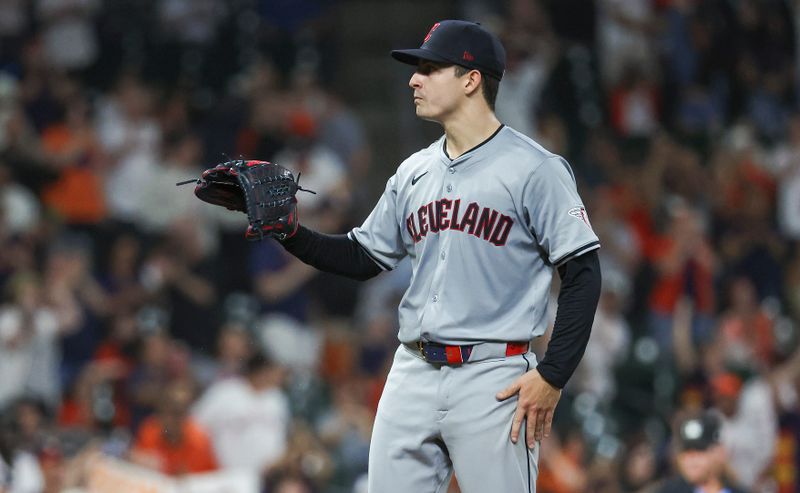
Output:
453,65,500,111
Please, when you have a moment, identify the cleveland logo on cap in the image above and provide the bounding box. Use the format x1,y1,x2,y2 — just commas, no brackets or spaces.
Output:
424,23,440,43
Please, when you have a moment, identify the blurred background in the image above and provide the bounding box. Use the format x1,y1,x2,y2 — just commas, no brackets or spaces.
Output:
0,0,799,492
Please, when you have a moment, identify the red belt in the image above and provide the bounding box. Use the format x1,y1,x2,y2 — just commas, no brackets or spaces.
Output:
412,340,530,364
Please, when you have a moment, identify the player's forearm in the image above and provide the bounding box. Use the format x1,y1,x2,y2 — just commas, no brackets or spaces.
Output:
536,250,602,389
279,225,383,281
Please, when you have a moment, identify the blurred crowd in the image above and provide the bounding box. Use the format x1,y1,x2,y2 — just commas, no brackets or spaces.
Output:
0,0,798,493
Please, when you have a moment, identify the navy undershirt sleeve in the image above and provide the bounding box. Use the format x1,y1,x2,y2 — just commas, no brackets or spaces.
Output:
535,249,602,389
278,225,383,281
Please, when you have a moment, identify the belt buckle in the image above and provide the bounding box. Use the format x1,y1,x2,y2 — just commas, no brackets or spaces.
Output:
417,340,427,361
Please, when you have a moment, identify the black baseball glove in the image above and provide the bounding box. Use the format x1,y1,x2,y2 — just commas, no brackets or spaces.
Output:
181,159,314,241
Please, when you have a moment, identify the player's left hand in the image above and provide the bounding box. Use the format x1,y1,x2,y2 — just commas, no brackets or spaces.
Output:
496,369,561,448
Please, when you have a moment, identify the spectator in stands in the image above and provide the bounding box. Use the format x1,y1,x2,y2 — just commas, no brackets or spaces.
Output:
0,271,73,409
657,410,748,493
249,237,317,323
618,438,659,493
0,160,41,240
536,429,589,493
589,185,642,281
153,0,226,85
130,379,216,475
596,0,658,88
271,110,350,230
289,67,371,184
711,372,777,490
494,3,556,141
139,131,217,251
58,353,128,431
0,0,29,73
569,269,631,404
193,352,290,474
316,377,373,485
715,277,776,370
11,398,49,454
712,124,784,299
194,322,256,384
0,72,49,183
647,201,716,356
0,428,44,493
95,75,161,226
36,0,100,73
608,65,660,139
774,114,800,240
126,329,173,429
40,94,106,226
98,233,146,316
139,226,219,352
42,234,108,389
235,91,289,162
267,421,333,488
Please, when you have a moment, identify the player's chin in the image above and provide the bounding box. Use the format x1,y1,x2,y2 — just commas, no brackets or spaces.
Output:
415,106,441,122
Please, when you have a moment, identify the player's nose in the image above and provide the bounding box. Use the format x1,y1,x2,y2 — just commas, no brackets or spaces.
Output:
409,72,423,89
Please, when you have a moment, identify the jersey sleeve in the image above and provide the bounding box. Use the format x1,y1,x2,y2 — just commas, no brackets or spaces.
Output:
348,174,407,270
523,157,600,265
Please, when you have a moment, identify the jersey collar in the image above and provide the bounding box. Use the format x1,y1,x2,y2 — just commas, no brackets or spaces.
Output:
439,124,505,168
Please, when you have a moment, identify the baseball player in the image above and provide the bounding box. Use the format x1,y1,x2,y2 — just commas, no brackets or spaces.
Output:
276,20,602,492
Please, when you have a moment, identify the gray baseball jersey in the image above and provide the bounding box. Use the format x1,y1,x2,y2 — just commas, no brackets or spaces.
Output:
349,125,599,345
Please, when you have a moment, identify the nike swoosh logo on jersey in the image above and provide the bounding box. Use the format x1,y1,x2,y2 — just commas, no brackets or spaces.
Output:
412,171,429,186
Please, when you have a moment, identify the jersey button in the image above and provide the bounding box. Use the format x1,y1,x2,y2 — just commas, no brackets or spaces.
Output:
446,184,453,192
432,294,439,303
448,167,455,174
440,251,446,260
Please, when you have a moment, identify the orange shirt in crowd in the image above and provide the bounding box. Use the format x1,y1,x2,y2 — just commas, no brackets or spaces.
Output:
647,238,715,315
718,311,776,367
132,416,217,475
40,123,107,224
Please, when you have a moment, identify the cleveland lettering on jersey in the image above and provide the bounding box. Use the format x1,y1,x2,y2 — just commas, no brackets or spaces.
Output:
406,198,514,246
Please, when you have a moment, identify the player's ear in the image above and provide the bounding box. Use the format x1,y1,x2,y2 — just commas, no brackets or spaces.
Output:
464,69,482,96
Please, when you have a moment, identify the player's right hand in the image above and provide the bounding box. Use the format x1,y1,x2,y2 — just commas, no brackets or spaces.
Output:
496,369,562,448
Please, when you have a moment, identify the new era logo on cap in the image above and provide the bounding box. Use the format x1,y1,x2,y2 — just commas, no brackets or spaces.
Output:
391,20,506,80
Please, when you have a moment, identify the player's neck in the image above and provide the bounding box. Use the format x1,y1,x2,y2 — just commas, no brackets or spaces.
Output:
441,107,501,159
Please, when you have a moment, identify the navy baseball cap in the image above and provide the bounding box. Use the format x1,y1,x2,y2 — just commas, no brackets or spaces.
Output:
676,411,722,451
391,20,506,80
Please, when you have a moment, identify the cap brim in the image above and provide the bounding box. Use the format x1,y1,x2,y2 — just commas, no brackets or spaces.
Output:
391,48,453,66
